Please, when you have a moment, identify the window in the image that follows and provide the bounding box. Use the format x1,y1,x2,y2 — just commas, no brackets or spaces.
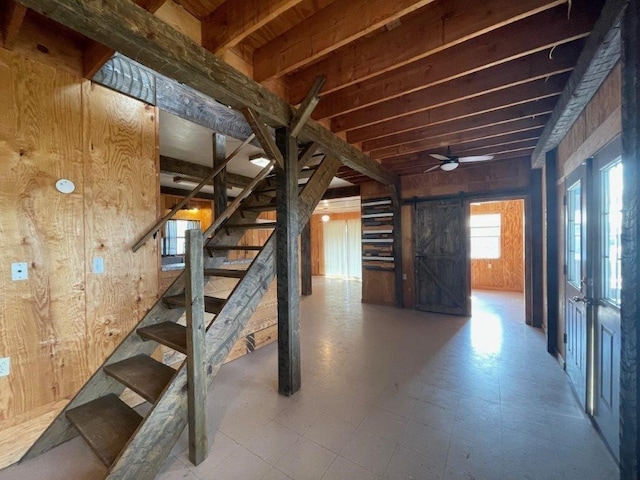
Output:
600,159,623,306
470,214,501,259
162,219,201,256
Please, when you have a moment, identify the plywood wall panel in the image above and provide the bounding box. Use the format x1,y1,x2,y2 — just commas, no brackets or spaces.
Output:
84,84,160,373
0,49,88,422
470,200,525,292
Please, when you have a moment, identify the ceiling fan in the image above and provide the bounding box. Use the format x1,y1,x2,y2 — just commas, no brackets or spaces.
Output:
424,147,494,172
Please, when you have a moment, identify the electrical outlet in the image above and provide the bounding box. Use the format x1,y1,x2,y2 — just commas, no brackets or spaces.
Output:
0,358,10,377
11,262,28,281
93,257,104,274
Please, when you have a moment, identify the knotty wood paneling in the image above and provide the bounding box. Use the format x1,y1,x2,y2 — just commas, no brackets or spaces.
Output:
0,48,159,469
84,83,160,373
470,200,525,292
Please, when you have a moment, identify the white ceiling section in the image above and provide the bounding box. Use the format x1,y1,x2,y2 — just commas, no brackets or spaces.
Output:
158,110,355,203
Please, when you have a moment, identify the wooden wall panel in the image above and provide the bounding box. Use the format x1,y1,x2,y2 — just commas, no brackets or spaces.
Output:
0,48,160,469
84,83,160,372
555,64,622,359
470,200,525,292
310,211,361,276
161,194,213,230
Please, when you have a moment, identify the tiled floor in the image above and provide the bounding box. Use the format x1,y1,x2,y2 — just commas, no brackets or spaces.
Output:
0,278,619,480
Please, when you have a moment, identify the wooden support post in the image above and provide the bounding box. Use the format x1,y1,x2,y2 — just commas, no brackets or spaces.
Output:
530,168,544,328
298,142,320,171
301,221,312,296
275,126,301,396
391,185,404,308
545,149,559,354
621,1,640,477
185,229,207,466
213,133,227,218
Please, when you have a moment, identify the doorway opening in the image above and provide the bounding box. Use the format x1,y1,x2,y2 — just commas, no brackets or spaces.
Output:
469,199,526,322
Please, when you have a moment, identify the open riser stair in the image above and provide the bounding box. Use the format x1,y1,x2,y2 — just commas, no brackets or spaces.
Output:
20,153,341,480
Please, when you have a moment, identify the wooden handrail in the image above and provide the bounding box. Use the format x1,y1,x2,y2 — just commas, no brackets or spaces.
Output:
202,159,276,239
132,133,256,252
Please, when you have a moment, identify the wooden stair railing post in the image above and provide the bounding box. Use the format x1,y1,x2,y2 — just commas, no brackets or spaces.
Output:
132,133,255,252
185,229,207,465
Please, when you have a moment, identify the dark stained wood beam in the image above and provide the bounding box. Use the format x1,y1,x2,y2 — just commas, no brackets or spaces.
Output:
253,0,438,82
620,0,640,476
160,156,251,188
321,185,360,200
20,0,397,186
212,133,227,218
287,0,566,104
331,44,580,133
243,108,285,168
347,74,568,144
202,0,304,54
82,0,167,79
300,222,312,296
290,76,326,138
545,148,559,354
160,186,216,201
312,4,596,119
531,0,627,167
0,0,27,49
370,116,549,160
362,97,557,152
275,127,301,396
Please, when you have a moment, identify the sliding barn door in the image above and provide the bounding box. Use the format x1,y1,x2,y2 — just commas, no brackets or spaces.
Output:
414,199,470,315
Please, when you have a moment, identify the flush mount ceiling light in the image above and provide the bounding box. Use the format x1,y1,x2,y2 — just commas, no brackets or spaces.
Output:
249,154,271,168
440,161,459,171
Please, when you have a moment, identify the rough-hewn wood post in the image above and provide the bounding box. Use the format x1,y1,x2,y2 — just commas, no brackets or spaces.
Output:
213,132,227,219
545,149,559,354
185,229,207,465
275,127,301,396
621,0,640,477
301,221,312,296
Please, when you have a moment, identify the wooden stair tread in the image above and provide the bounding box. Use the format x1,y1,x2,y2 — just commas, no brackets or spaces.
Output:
242,204,276,212
103,355,175,404
206,245,263,251
137,321,187,354
204,268,247,278
224,222,277,230
163,294,226,314
66,394,142,467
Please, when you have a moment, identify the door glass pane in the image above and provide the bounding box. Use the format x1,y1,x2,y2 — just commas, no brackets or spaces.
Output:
600,159,623,306
567,180,582,288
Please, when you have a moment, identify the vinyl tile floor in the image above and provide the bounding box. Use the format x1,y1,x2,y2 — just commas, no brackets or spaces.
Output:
0,278,619,480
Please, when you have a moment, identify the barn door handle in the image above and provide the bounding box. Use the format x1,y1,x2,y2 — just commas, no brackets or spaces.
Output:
572,296,599,306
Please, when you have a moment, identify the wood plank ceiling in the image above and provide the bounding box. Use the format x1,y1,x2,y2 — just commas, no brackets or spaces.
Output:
7,0,606,184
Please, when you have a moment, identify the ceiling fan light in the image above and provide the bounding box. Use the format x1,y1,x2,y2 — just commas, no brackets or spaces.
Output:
440,162,458,171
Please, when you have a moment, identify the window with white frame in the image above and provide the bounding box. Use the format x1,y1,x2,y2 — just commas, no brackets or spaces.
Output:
470,214,501,259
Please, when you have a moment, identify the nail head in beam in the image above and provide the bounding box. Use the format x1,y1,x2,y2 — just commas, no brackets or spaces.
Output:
290,76,326,138
243,107,285,169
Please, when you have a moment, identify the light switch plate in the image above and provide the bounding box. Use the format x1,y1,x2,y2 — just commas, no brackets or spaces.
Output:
93,257,104,274
11,262,28,281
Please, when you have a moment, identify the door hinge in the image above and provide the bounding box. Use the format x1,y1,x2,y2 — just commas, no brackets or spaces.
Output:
563,333,567,344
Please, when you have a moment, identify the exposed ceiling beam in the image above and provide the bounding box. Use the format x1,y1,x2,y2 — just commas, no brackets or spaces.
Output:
374,126,545,161
253,0,437,82
369,115,550,159
82,0,167,79
287,0,566,104
0,0,27,49
347,73,568,143
331,43,580,133
311,4,597,119
362,97,557,151
202,0,305,54
321,185,360,200
160,186,217,201
160,156,252,188
19,0,398,186
531,0,627,168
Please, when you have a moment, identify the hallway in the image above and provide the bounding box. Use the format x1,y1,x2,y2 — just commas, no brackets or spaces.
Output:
0,279,618,479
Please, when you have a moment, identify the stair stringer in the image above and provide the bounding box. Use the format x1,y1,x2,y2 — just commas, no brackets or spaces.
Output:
104,155,341,480
20,209,266,461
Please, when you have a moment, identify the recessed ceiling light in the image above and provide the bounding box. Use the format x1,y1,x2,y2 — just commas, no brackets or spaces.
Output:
249,154,271,168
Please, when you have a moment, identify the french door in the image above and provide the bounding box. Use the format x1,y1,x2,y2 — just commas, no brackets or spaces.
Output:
563,138,622,459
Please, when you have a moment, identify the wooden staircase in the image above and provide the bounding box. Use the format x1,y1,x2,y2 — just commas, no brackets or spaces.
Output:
21,153,341,480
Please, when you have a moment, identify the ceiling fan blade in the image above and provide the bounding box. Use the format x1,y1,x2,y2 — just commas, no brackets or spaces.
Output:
458,155,495,163
423,164,441,173
430,153,450,161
